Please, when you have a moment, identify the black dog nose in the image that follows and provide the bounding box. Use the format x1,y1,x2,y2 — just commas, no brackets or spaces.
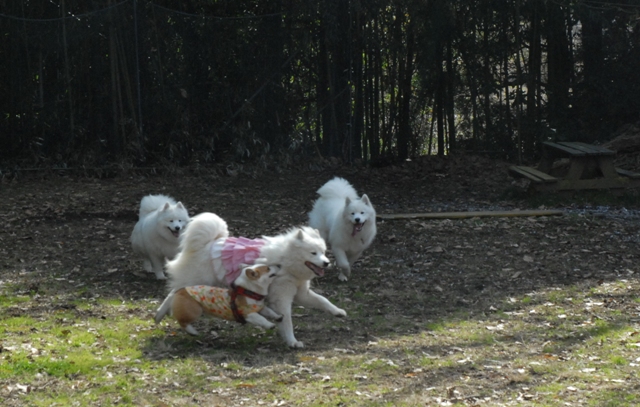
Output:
354,217,361,223
323,261,330,268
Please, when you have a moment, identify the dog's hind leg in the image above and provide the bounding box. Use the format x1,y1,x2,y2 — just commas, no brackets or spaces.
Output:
172,290,203,335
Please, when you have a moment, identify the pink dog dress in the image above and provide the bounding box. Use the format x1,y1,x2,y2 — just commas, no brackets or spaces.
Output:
211,237,266,285
184,285,264,323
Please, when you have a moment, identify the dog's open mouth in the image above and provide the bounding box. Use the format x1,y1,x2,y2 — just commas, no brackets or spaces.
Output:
169,228,180,238
352,221,365,236
305,261,325,277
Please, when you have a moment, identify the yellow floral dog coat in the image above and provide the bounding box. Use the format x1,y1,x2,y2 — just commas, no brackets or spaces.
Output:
184,285,264,323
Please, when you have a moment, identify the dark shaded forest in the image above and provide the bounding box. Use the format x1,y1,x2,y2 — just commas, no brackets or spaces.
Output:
1,0,639,170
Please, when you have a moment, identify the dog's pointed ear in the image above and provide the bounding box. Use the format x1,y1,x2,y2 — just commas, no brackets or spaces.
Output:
176,201,185,210
246,267,260,280
361,194,371,206
345,197,351,206
161,202,171,211
254,265,269,274
296,229,305,241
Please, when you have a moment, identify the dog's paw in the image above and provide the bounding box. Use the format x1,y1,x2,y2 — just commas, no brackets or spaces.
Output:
333,308,347,318
287,340,304,348
338,273,349,282
264,322,276,329
274,314,284,322
154,272,167,280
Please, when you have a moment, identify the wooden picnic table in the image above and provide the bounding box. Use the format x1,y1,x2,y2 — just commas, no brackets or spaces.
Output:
509,141,640,192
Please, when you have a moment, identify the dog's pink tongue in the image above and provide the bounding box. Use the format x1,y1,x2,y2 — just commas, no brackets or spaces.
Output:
352,224,358,236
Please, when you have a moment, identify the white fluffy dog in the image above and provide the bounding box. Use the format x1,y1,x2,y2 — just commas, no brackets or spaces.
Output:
130,194,189,279
308,177,377,281
166,212,347,348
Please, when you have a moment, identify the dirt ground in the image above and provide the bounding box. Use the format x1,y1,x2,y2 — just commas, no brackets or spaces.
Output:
1,154,640,404
1,154,639,326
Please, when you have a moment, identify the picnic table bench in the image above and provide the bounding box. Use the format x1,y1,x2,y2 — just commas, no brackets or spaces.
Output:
509,141,640,192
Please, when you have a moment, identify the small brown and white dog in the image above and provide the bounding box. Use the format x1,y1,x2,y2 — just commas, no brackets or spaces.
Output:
154,264,282,335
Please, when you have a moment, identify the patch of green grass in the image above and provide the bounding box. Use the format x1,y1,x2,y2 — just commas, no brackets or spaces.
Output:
424,321,447,332
0,294,30,307
609,355,627,365
589,390,639,407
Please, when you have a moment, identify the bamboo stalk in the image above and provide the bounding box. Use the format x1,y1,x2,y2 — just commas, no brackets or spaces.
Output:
61,0,75,138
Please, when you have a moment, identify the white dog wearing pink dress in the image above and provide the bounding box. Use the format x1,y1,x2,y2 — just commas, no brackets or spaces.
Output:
165,212,346,348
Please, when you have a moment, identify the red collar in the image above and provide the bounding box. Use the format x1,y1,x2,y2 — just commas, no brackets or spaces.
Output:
229,284,266,324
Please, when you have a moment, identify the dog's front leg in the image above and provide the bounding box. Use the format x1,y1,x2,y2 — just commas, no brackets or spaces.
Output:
244,313,276,329
259,306,283,322
274,307,304,348
149,255,167,280
346,250,363,268
295,287,347,318
332,248,351,282
268,289,304,348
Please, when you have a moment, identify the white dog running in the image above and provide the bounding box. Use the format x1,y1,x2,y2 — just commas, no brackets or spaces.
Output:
130,194,189,279
165,212,347,348
308,177,377,281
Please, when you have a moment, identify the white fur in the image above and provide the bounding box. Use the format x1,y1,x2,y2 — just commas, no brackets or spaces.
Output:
130,194,189,279
165,213,346,348
308,177,377,281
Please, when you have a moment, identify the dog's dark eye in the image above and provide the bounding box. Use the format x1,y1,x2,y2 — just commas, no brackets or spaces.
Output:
311,252,317,255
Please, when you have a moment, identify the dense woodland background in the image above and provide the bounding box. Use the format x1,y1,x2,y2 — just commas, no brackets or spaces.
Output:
1,0,639,170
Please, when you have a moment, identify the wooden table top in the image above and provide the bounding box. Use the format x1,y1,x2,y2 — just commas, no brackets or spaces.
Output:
542,141,615,156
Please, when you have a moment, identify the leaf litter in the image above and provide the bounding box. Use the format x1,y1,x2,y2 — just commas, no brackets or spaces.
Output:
1,156,640,406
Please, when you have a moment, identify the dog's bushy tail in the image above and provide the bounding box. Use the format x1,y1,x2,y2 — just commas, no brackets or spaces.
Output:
316,177,358,199
178,212,229,254
139,194,176,218
165,212,229,291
